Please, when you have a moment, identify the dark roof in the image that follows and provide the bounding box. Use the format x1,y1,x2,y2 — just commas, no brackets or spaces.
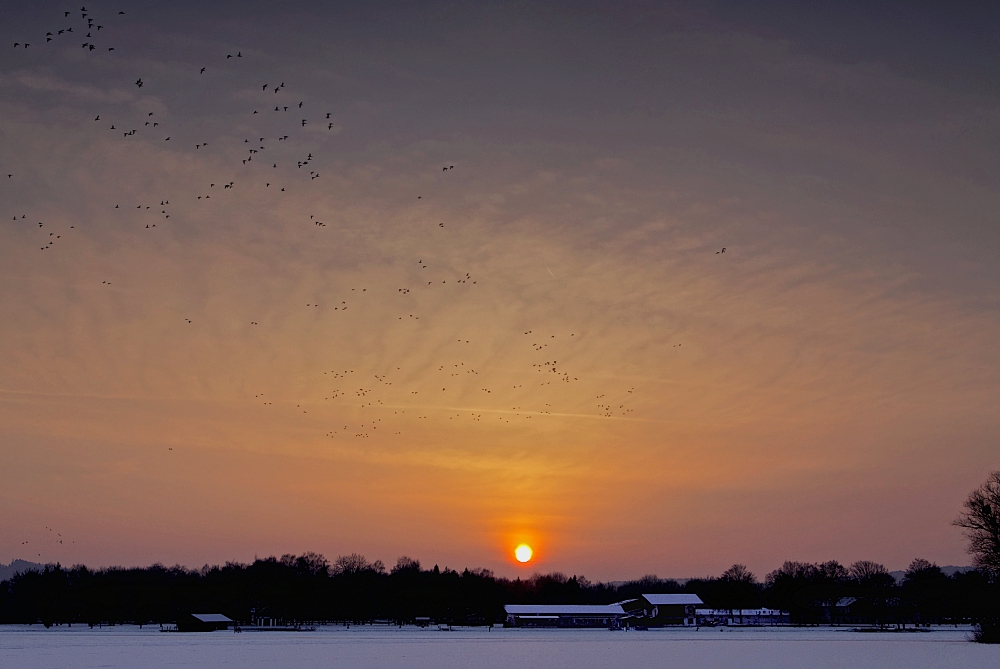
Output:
191,613,232,623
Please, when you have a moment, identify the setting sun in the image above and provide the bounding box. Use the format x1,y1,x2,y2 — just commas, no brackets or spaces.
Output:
514,544,533,563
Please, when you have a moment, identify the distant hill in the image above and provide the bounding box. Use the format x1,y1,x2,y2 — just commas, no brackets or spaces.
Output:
890,565,974,583
0,560,44,583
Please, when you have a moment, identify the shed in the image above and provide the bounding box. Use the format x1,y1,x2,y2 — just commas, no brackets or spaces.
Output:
176,613,233,632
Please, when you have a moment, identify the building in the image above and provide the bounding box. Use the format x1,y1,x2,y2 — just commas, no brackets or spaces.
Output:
621,594,703,626
695,608,789,626
504,604,627,628
176,613,233,632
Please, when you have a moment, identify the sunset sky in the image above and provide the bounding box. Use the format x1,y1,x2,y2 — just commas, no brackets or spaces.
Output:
1,1,998,580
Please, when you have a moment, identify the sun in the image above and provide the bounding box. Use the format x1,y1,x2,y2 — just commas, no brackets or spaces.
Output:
514,544,533,563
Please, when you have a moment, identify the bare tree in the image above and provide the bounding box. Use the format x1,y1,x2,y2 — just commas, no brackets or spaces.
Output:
332,553,383,575
720,564,757,584
954,471,1000,577
391,556,421,574
719,564,760,622
849,561,893,587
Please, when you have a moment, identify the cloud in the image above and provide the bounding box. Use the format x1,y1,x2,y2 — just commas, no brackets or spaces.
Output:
8,72,134,104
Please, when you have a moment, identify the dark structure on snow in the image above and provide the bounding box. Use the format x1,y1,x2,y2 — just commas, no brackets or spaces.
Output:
176,613,232,632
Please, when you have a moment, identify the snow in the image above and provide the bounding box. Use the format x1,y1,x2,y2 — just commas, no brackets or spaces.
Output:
642,594,703,606
505,604,625,615
1,624,997,669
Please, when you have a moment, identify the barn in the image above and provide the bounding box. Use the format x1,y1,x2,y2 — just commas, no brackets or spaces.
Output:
176,613,233,632
620,594,703,626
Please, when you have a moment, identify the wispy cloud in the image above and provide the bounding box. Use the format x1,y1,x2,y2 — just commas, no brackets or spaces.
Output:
0,1,997,577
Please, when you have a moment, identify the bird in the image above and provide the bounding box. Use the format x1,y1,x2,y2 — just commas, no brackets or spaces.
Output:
200,67,206,73
135,78,143,88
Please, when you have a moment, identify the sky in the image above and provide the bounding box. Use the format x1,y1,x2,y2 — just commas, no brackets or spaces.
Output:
1,0,998,581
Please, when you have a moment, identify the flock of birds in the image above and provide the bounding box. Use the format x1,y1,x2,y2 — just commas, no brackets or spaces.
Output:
18,527,74,561
12,6,123,51
4,7,733,486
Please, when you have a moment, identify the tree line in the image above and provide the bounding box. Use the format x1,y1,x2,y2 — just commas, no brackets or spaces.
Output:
2,470,998,638
0,553,995,629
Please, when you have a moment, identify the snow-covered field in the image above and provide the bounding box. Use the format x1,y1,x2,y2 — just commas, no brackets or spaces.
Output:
1,624,997,669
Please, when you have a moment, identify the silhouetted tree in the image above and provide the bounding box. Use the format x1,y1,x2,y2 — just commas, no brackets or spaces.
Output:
391,556,420,574
955,472,1000,576
716,565,762,621
614,575,682,602
848,561,895,628
954,471,1000,642
764,561,848,624
901,559,951,625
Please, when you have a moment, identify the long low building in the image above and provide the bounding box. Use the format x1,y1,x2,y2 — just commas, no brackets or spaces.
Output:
505,594,707,628
504,604,627,628
695,608,789,626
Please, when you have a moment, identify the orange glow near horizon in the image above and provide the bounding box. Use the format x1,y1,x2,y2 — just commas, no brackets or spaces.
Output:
0,3,995,582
